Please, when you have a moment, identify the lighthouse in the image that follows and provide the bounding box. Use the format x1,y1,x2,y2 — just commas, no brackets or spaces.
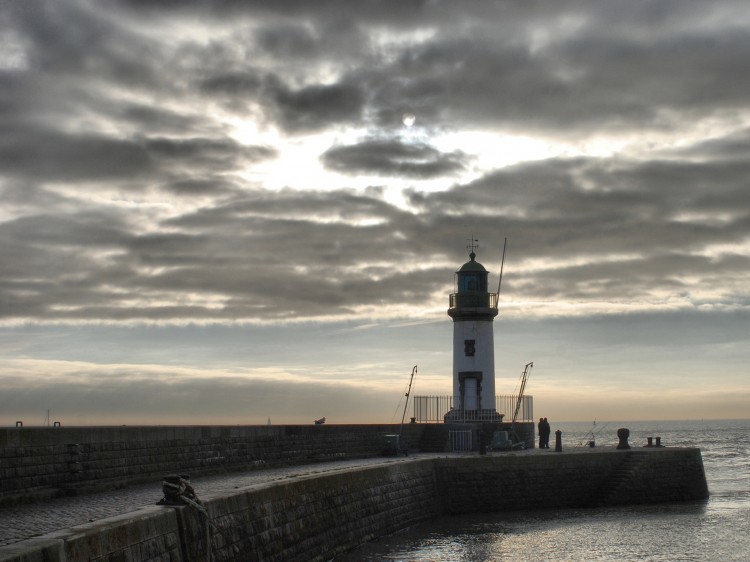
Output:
447,242,502,421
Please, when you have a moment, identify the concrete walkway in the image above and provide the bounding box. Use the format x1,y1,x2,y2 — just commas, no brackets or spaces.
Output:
1,447,603,547
0,454,434,547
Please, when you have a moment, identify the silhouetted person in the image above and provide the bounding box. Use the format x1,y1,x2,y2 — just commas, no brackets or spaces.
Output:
541,417,551,448
538,417,545,449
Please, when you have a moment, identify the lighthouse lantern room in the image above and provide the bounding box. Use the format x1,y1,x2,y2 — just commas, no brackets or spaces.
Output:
446,241,502,422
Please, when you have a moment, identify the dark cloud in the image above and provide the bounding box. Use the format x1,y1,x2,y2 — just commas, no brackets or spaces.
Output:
266,77,365,132
201,71,366,132
516,252,750,303
0,124,274,183
1,0,749,327
117,0,432,23
6,1,746,145
145,137,275,168
118,104,204,135
4,0,750,428
322,139,468,178
200,73,263,97
161,177,243,196
255,22,321,59
411,152,750,254
3,142,747,324
3,133,749,323
665,127,750,163
0,128,151,182
8,1,160,87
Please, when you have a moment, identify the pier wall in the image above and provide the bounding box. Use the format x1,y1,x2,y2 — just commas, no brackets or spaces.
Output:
437,448,709,513
0,423,538,506
0,448,709,562
0,507,182,562
0,424,427,506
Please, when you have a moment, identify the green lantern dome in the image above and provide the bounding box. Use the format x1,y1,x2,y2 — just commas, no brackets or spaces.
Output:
448,250,498,319
458,251,487,272
456,252,488,293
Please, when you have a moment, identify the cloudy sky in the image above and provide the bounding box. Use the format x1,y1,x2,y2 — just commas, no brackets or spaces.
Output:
2,0,749,426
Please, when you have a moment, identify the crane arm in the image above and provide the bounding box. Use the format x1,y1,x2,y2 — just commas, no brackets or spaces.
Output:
511,362,533,424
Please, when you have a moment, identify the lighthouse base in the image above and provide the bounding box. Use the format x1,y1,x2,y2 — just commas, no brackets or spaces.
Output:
443,409,504,424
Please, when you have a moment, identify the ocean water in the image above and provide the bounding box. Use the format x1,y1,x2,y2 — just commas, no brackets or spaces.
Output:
335,419,750,562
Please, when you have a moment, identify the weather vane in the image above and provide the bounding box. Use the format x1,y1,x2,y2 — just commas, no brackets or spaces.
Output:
466,236,479,256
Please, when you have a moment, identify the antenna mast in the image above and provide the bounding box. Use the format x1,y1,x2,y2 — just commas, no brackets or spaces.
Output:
496,237,508,300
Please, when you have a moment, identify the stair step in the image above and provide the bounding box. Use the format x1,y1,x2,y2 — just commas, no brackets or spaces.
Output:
586,453,646,507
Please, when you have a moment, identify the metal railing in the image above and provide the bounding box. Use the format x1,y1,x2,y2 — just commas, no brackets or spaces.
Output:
449,292,498,309
413,395,534,423
449,429,473,451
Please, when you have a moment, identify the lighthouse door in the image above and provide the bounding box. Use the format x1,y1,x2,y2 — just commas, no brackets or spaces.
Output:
464,378,478,410
458,371,482,411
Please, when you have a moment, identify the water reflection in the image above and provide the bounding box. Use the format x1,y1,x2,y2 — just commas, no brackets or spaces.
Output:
336,420,749,562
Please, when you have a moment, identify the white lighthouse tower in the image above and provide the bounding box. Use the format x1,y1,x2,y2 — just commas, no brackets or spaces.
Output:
446,241,502,421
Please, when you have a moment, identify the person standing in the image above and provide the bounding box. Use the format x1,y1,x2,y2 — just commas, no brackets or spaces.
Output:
538,417,545,449
541,417,551,448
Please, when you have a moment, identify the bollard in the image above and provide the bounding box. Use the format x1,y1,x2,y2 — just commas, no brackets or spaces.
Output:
655,436,662,447
616,428,631,449
159,474,196,506
647,436,653,447
161,475,187,504
555,430,562,452
15,421,23,428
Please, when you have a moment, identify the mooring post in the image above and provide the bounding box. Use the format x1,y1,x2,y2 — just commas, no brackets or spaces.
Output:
554,430,562,452
647,436,653,447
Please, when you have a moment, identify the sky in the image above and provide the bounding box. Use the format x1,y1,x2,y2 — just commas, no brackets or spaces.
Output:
1,0,749,426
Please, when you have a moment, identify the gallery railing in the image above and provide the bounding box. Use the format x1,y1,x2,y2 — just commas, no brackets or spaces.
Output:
412,395,534,423
449,292,498,309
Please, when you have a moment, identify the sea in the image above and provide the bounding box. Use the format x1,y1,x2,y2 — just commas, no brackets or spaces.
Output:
334,419,750,562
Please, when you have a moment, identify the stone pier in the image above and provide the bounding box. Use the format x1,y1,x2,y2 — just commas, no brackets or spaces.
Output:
0,446,709,562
